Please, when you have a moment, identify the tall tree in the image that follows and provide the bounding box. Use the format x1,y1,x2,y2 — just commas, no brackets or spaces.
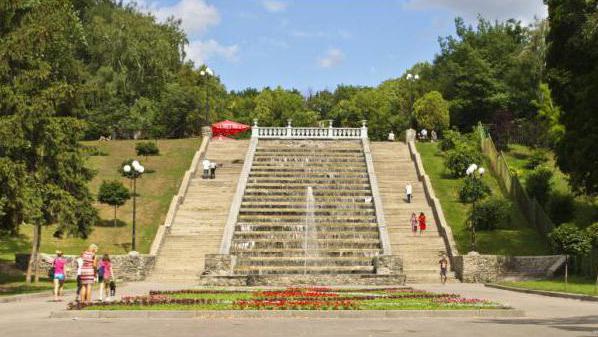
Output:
545,0,598,195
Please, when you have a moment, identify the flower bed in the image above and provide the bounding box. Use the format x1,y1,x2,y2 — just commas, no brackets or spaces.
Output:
69,287,507,311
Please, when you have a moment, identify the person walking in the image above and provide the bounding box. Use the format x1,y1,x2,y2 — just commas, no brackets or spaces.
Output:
209,161,217,179
439,254,449,285
418,212,427,236
75,252,84,302
405,183,413,203
202,159,210,179
98,254,114,302
51,251,67,302
410,213,418,236
80,244,98,304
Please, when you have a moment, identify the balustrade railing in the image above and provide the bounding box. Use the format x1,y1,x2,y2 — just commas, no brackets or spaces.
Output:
253,125,366,139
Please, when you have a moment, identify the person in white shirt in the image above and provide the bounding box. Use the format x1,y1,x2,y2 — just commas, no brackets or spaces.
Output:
421,128,428,140
75,252,83,302
388,131,395,142
405,183,413,203
202,159,210,179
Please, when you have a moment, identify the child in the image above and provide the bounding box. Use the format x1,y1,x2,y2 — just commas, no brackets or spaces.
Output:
51,251,67,302
98,254,114,301
418,212,427,236
410,213,418,236
109,279,116,297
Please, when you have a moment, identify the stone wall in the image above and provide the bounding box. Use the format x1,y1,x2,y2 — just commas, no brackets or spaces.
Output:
15,252,155,282
453,253,566,283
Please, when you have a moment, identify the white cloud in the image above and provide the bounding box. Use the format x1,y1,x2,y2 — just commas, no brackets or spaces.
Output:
185,39,240,65
151,0,220,37
404,0,547,23
262,0,288,13
317,48,345,68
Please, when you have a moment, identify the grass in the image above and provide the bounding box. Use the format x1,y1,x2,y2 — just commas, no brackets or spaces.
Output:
0,138,202,261
0,277,77,297
502,144,598,229
416,142,550,255
499,276,598,296
74,287,507,311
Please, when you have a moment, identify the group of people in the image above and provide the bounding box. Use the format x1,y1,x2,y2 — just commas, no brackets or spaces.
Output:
47,244,116,303
417,128,437,142
202,159,218,179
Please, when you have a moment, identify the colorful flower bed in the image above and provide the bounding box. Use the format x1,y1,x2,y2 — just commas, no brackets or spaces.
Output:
68,287,507,311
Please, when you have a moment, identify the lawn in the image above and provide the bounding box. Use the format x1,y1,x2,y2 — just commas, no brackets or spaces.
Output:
416,142,550,255
499,276,598,296
0,138,201,261
502,144,598,229
70,287,508,311
0,273,77,297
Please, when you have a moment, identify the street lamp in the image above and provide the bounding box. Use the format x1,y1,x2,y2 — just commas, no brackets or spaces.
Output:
200,67,214,129
466,164,485,252
406,73,420,128
123,160,144,252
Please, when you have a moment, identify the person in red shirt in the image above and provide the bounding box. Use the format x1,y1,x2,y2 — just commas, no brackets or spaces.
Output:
418,212,427,236
51,251,67,302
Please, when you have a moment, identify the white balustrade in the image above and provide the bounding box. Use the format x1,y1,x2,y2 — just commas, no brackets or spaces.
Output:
255,126,365,139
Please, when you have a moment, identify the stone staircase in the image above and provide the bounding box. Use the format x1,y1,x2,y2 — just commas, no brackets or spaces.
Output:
148,140,250,282
230,139,383,276
371,142,456,283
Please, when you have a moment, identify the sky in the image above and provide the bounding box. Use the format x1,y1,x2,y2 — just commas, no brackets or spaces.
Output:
130,0,547,92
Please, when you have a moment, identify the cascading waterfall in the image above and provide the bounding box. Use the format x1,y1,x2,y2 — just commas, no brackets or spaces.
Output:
303,186,318,275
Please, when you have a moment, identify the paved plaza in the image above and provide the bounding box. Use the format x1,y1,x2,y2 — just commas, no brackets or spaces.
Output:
1,282,597,337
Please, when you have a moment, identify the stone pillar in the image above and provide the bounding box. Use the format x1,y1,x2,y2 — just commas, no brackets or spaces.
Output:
251,119,259,138
201,126,212,137
405,128,416,143
202,254,236,276
286,118,292,138
360,120,368,139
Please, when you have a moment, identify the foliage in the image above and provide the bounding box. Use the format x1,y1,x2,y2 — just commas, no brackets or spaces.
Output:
531,83,564,148
459,175,491,203
548,223,592,256
547,192,575,226
413,91,450,132
546,0,598,195
135,142,160,157
586,223,598,247
525,149,549,170
97,180,130,227
444,143,483,178
82,145,108,157
470,197,512,231
525,166,553,206
439,129,464,151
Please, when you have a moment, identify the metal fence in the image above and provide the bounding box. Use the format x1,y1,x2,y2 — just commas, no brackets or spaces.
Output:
477,124,555,237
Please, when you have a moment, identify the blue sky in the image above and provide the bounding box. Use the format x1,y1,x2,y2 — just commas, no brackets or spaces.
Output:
133,0,547,92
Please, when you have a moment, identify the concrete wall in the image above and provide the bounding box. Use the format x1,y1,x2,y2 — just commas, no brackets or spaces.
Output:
15,253,155,282
453,254,566,283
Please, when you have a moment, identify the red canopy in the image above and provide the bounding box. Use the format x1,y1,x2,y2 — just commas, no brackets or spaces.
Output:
211,120,250,137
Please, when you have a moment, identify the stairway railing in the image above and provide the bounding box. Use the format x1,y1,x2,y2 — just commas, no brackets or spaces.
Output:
252,119,368,139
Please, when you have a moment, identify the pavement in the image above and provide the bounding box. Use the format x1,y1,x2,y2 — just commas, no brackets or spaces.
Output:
1,281,598,337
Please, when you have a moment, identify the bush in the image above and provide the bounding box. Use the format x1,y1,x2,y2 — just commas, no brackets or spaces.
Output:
470,197,512,231
547,192,575,225
135,142,160,156
444,144,483,178
413,91,450,132
525,166,553,206
525,149,549,170
586,223,598,247
439,130,463,152
459,175,491,203
548,223,592,256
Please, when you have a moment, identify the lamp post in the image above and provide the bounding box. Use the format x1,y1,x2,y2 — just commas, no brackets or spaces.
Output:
466,164,485,252
406,73,420,128
200,67,214,129
123,160,144,252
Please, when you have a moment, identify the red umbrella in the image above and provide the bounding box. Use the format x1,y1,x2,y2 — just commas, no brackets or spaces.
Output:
211,120,250,137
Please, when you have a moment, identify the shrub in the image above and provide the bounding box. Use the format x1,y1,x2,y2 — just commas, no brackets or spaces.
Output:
525,166,553,206
135,142,160,157
470,197,512,231
586,223,598,247
97,180,131,227
444,144,483,178
547,192,575,225
525,149,549,170
459,175,491,203
413,91,450,132
548,223,592,256
439,130,463,152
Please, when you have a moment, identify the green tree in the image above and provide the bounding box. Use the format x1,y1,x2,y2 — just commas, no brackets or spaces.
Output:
0,0,98,283
545,0,598,195
414,91,450,132
97,180,131,227
549,223,593,286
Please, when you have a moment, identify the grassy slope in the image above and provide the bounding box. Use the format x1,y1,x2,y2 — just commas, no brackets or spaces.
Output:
416,142,549,255
502,144,597,229
499,276,598,296
0,138,201,261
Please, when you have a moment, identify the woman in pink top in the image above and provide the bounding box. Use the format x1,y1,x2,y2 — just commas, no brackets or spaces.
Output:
51,251,67,301
98,254,115,301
